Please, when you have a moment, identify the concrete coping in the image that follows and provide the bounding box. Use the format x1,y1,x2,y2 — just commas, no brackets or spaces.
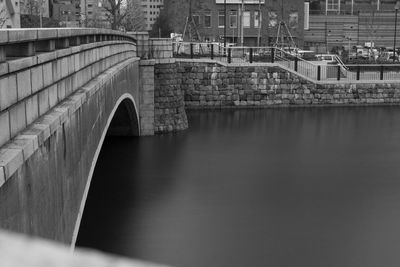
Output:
0,28,137,44
0,56,140,186
1,40,135,76
0,230,170,267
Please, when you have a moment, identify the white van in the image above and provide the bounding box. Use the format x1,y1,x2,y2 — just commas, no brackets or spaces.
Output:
315,54,337,63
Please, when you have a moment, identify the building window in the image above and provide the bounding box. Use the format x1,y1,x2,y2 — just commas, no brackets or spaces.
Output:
204,12,211,28
243,11,250,28
326,0,339,12
218,10,225,28
254,10,260,28
193,14,200,26
229,10,237,28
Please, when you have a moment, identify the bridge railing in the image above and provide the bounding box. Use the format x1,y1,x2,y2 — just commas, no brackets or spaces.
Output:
0,28,138,151
0,28,136,62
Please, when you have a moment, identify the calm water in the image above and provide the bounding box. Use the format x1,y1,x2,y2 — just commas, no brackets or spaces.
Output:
77,107,400,267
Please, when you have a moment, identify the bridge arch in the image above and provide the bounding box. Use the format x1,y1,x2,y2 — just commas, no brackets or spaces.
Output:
71,94,140,249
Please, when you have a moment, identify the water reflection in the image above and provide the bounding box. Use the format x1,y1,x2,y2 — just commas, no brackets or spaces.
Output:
77,107,400,267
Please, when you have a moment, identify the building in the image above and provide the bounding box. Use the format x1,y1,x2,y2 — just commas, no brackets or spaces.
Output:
305,0,400,52
52,0,80,27
161,0,305,47
141,0,164,31
80,0,108,27
308,0,399,14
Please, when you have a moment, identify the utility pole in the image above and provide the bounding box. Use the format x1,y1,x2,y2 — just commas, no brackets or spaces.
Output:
394,3,399,62
257,0,262,47
241,0,244,46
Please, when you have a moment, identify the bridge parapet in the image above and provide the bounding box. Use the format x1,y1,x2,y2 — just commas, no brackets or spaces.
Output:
0,28,138,150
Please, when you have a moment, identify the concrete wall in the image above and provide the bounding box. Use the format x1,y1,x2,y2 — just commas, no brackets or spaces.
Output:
0,57,141,246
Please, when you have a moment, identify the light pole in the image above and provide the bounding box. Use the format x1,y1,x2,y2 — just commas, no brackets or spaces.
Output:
224,0,227,49
394,1,399,62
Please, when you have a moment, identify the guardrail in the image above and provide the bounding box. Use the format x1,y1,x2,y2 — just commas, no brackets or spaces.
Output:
0,28,136,63
173,41,400,82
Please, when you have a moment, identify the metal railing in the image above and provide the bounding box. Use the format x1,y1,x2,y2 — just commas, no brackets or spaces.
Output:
173,41,400,82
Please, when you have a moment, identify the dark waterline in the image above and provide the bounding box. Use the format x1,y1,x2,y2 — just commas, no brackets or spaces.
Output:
77,107,400,267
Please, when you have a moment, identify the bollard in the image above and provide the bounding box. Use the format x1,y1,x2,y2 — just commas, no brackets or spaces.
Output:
211,44,214,60
228,48,231,63
380,65,384,80
356,65,361,80
294,57,298,71
271,48,275,63
190,43,194,59
249,48,253,63
317,65,321,81
337,65,341,81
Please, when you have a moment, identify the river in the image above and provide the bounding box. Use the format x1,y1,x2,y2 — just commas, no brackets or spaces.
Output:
77,107,400,267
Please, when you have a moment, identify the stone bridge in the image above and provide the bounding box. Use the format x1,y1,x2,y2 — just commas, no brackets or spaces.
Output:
0,28,156,248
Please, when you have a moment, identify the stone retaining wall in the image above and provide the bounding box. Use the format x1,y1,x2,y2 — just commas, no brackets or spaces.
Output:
153,59,400,133
155,60,400,111
154,63,188,133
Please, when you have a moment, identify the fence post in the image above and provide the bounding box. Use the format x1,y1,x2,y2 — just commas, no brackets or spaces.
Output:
380,65,384,80
294,57,298,71
249,48,253,63
317,65,321,81
228,48,231,63
271,48,275,63
337,65,341,81
211,44,214,60
190,43,194,59
357,65,360,80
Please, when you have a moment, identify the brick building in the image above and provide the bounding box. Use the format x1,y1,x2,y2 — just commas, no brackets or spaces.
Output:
162,0,305,47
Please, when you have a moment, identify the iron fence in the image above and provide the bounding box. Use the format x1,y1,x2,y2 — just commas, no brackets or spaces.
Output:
172,42,400,82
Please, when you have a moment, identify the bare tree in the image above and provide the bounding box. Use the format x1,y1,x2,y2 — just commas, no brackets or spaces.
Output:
0,5,9,28
102,0,125,30
120,0,145,31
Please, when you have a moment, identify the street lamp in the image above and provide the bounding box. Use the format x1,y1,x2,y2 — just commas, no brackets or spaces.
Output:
224,0,227,49
393,1,400,62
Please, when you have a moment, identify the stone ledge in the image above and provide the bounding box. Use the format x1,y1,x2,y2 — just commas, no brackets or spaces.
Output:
0,57,140,184
0,230,170,267
3,41,135,75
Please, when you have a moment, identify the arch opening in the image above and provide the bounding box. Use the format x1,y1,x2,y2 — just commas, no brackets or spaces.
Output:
71,94,140,249
108,98,140,137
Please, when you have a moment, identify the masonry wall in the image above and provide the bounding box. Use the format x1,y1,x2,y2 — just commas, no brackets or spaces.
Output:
0,58,141,245
154,62,188,133
153,60,400,115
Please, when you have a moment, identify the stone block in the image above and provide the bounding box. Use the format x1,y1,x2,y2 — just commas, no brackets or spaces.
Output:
0,166,4,187
60,58,69,78
4,138,35,161
31,65,44,93
9,102,26,138
8,29,37,42
0,111,10,147
8,56,36,73
25,94,39,125
48,85,58,108
42,63,53,87
0,148,23,179
0,75,17,111
37,113,60,134
38,88,49,116
17,70,32,101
